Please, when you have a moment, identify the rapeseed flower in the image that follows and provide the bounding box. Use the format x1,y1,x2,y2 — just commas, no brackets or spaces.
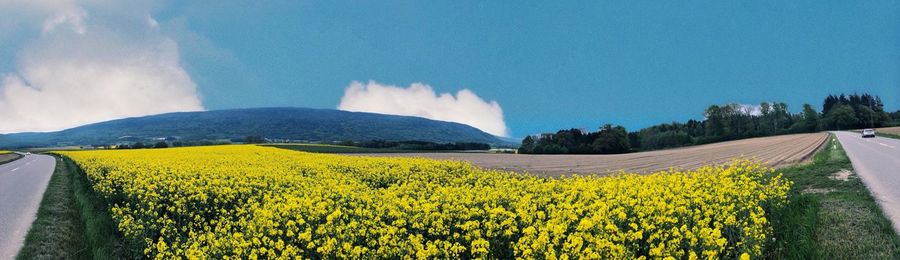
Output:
59,145,788,259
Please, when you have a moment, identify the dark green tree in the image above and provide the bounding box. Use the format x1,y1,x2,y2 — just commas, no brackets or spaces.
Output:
592,124,630,153
824,104,859,130
518,136,535,154
704,105,725,138
772,102,789,132
856,106,878,128
758,102,773,135
798,104,819,132
244,136,266,144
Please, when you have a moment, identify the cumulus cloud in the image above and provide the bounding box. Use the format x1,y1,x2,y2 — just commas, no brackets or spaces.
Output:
0,0,203,133
737,104,763,116
337,81,509,137
41,7,86,35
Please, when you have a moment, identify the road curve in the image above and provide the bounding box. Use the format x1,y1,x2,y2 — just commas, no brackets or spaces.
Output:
0,153,56,258
834,131,900,235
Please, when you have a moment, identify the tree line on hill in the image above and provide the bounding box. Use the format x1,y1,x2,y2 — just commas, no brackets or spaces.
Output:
88,140,230,150
98,136,492,151
116,141,172,149
520,93,899,154
348,140,491,151
252,136,491,151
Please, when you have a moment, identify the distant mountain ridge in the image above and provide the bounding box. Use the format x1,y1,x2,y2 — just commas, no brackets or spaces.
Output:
0,107,509,148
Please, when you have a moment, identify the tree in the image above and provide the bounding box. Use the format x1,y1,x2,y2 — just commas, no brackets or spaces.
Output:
518,136,535,154
856,106,878,128
154,141,169,149
592,124,630,154
705,105,725,137
627,132,641,150
244,136,266,144
758,102,773,135
772,102,789,132
521,92,889,154
824,104,858,130
760,102,772,116
797,104,819,132
823,94,839,114
131,142,145,149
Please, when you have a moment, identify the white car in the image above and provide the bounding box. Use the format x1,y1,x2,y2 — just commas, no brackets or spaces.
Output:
25,152,31,155
862,129,876,138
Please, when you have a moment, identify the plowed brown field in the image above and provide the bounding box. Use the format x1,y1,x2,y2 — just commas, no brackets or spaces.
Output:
0,153,20,165
877,127,900,135
354,133,829,177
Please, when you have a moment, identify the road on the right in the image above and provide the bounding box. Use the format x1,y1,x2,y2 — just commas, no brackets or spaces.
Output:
834,131,900,235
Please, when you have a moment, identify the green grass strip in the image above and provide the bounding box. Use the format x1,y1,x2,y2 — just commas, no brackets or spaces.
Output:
17,155,134,259
876,132,900,140
16,156,89,259
767,133,900,259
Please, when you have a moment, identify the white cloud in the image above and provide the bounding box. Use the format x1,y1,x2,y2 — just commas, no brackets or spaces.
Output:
41,7,86,35
738,104,763,116
338,81,509,137
146,15,159,30
0,1,204,133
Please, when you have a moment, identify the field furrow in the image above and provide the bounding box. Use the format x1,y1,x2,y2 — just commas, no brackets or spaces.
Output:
356,133,829,176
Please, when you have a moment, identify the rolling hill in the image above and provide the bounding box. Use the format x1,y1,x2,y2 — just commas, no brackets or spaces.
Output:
0,107,509,148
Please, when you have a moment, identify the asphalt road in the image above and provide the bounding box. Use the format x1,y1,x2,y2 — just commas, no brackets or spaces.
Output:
834,131,900,235
0,153,56,259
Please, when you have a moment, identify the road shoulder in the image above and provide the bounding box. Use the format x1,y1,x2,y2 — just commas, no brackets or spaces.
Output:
15,156,89,259
16,155,128,259
769,133,900,258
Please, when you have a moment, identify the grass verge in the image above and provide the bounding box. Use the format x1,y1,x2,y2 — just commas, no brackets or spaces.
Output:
767,134,900,259
16,155,131,259
876,132,900,140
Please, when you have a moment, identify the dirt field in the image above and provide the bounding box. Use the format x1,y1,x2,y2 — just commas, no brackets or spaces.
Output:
877,127,900,135
353,133,829,176
0,153,21,165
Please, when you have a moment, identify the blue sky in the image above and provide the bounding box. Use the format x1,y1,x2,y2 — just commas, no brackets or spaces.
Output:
1,1,898,136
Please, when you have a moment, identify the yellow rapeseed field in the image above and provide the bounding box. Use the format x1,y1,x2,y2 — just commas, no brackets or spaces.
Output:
58,145,789,259
0,150,11,154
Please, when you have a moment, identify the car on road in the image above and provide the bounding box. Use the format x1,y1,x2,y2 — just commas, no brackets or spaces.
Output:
862,129,876,138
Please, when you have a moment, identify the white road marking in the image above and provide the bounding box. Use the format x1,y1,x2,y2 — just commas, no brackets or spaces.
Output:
10,168,18,172
875,142,897,149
